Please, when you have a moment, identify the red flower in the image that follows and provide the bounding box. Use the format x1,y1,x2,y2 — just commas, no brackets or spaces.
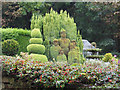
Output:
40,75,42,79
50,77,52,80
68,80,72,84
108,78,110,80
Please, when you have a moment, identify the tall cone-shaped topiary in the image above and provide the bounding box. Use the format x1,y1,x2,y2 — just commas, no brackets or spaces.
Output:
27,28,48,63
31,14,43,32
76,31,85,64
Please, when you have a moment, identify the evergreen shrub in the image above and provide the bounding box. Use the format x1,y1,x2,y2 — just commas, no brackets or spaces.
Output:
2,39,19,56
30,54,48,63
27,44,45,54
31,28,42,38
103,53,113,62
29,38,43,44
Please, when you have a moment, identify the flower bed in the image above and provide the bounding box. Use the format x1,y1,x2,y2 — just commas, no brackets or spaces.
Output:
1,56,120,89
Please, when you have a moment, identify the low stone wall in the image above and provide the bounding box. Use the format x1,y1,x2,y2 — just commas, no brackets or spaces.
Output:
2,76,32,89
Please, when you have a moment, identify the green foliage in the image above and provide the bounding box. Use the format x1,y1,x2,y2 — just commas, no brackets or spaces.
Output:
30,54,48,63
76,31,83,53
43,8,77,42
68,49,80,64
29,38,43,44
56,54,67,62
27,44,45,54
31,28,42,38
50,45,61,60
76,31,84,63
86,55,104,59
0,28,31,54
1,28,31,41
103,53,113,62
19,2,51,15
16,35,30,54
43,39,50,60
31,14,43,32
2,39,19,56
85,48,102,52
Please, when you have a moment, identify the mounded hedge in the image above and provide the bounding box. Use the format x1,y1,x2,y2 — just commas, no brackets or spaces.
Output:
27,44,45,54
2,39,19,56
29,38,43,44
29,54,48,63
0,28,31,54
31,28,42,38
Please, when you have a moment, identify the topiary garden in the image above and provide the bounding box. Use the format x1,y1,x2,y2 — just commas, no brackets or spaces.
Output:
1,7,120,89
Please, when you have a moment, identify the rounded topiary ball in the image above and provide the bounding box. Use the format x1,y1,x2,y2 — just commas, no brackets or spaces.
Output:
31,28,42,38
2,39,19,56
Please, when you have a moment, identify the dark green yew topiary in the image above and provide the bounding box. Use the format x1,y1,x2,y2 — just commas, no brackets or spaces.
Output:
2,39,19,56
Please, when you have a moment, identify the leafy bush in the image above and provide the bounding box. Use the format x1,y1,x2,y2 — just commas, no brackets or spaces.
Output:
0,28,31,54
29,38,43,44
31,28,42,38
1,28,31,41
31,14,43,32
30,54,48,63
43,8,77,42
1,55,119,88
27,44,45,54
2,39,19,56
103,53,113,62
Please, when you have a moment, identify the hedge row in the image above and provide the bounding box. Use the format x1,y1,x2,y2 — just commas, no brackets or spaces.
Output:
0,28,31,54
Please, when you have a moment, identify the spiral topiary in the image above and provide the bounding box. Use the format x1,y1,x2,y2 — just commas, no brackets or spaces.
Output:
2,39,19,56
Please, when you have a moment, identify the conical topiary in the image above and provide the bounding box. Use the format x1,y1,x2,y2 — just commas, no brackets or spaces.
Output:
27,28,48,63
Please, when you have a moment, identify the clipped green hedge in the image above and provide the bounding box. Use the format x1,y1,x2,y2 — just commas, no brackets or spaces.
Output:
0,28,31,54
27,44,45,54
29,54,48,63
16,35,30,54
31,28,42,38
29,38,43,44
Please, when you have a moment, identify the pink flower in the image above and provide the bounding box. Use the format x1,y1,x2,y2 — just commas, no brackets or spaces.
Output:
114,55,117,58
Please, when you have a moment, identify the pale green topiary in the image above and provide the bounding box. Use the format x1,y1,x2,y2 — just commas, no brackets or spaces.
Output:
30,54,48,63
103,53,113,62
68,49,80,65
31,28,42,38
43,8,77,42
57,54,67,62
29,38,43,44
31,14,43,32
27,44,45,54
50,45,61,60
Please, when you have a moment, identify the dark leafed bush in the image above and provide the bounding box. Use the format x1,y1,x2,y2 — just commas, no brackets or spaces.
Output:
2,39,20,56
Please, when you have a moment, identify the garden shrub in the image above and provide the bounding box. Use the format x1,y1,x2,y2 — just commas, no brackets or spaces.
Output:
2,39,19,56
31,14,43,32
31,28,42,38
27,44,45,54
30,54,48,63
29,38,43,44
43,8,77,42
103,53,113,62
0,28,31,54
